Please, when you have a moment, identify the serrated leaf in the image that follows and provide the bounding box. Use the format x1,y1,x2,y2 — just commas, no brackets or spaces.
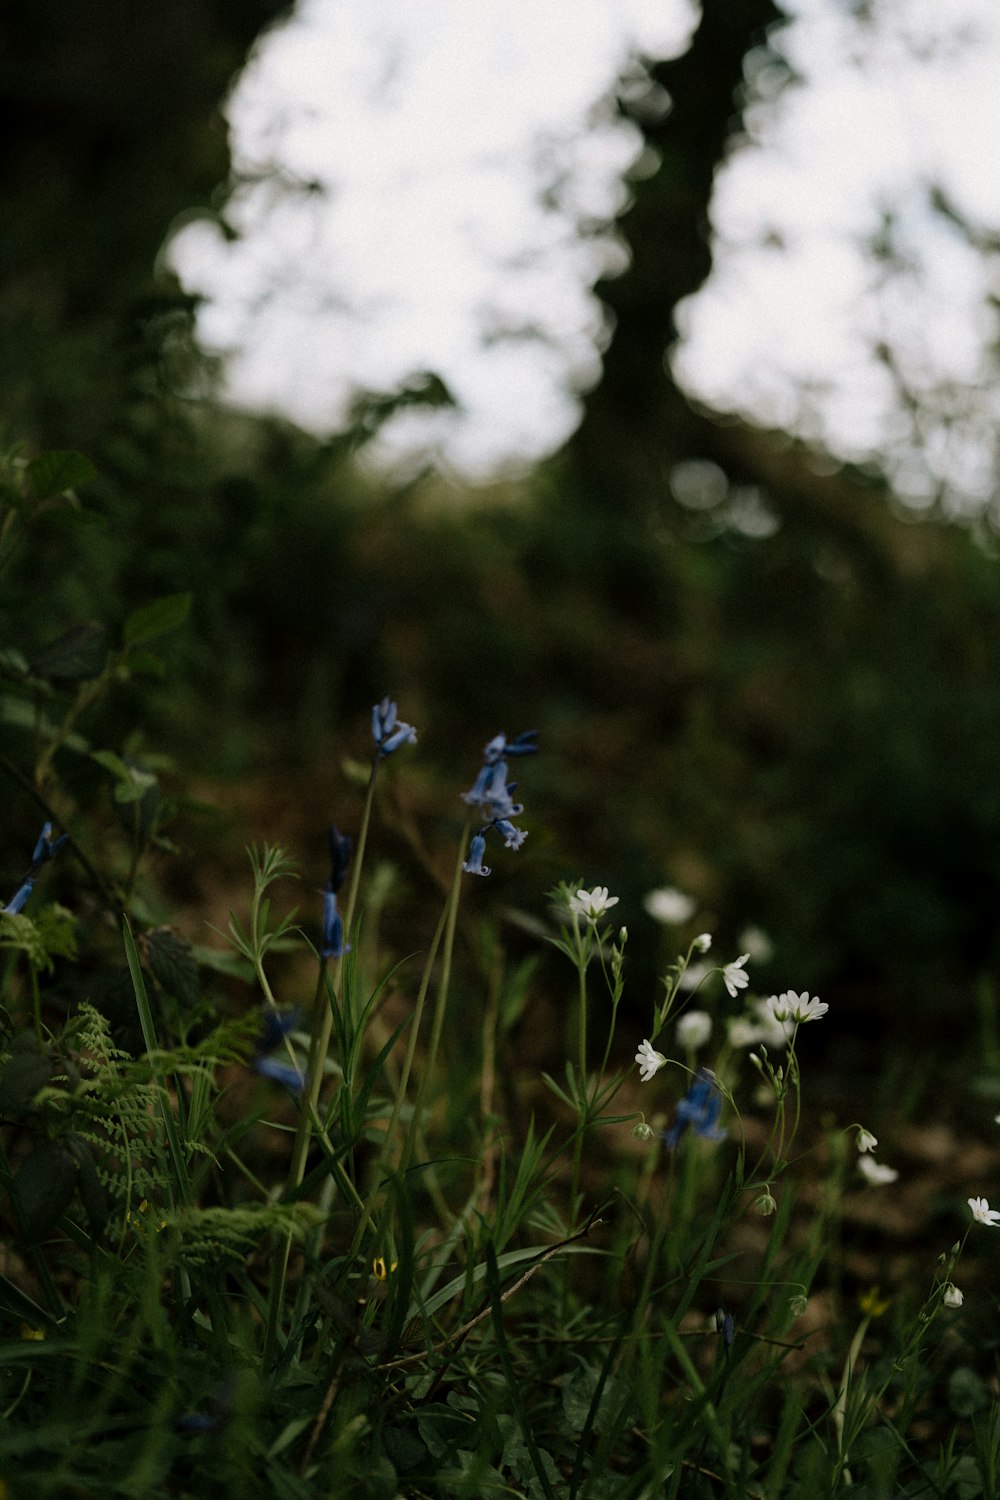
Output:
29,905,77,965
26,451,96,500
0,1048,52,1114
0,912,48,969
14,1141,76,1244
123,593,191,648
30,623,109,681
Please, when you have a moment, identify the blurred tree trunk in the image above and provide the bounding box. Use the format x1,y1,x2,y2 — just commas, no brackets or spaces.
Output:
0,0,291,449
570,0,784,516
566,0,927,581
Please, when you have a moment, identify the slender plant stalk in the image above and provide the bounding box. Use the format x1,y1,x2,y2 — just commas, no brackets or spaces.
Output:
569,938,590,1216
399,819,471,1176
264,763,380,1361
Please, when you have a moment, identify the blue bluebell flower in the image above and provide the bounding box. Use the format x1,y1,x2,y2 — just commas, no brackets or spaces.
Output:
463,833,491,878
321,886,349,958
715,1308,734,1350
4,822,69,913
320,824,352,957
327,825,352,891
461,731,537,877
258,1007,299,1053
660,1069,727,1150
462,761,523,819
252,1056,305,1092
4,881,34,915
483,731,538,764
252,1009,304,1090
372,697,418,758
31,823,69,866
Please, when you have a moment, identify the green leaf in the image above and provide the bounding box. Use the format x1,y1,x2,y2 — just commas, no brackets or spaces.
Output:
123,593,191,648
90,749,131,780
30,623,109,681
142,926,199,1010
92,751,158,805
26,451,96,500
14,1141,76,1245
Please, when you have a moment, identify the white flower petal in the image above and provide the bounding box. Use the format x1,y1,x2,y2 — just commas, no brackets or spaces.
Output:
635,1039,666,1083
859,1156,898,1186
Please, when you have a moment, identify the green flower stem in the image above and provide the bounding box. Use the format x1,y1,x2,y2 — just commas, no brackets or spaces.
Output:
399,818,472,1177
265,763,380,1363
569,955,589,1217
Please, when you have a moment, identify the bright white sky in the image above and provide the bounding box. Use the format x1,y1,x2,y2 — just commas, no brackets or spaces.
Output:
168,0,1000,506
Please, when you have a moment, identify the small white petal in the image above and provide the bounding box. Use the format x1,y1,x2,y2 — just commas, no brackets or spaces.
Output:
635,1039,666,1083
570,886,620,923
943,1284,964,1308
859,1156,899,1186
644,887,696,924
969,1196,1000,1227
676,1010,712,1050
722,955,750,998
856,1129,878,1154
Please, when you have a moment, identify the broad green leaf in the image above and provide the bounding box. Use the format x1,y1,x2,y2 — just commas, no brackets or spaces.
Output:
123,592,191,648
26,450,96,500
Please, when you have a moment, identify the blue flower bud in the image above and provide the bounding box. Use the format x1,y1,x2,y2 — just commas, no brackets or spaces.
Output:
252,1057,305,1092
321,886,350,958
372,697,417,758
259,1007,299,1053
3,881,33,915
463,833,491,878
661,1069,726,1150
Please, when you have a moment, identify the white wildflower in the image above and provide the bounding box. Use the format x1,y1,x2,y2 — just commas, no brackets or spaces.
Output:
644,886,696,924
722,954,750,998
570,886,619,924
676,1010,712,1050
943,1284,964,1308
693,932,712,953
856,1129,878,1154
969,1196,1000,1228
635,1039,667,1083
859,1156,899,1186
766,991,828,1025
728,1016,764,1049
738,925,774,962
